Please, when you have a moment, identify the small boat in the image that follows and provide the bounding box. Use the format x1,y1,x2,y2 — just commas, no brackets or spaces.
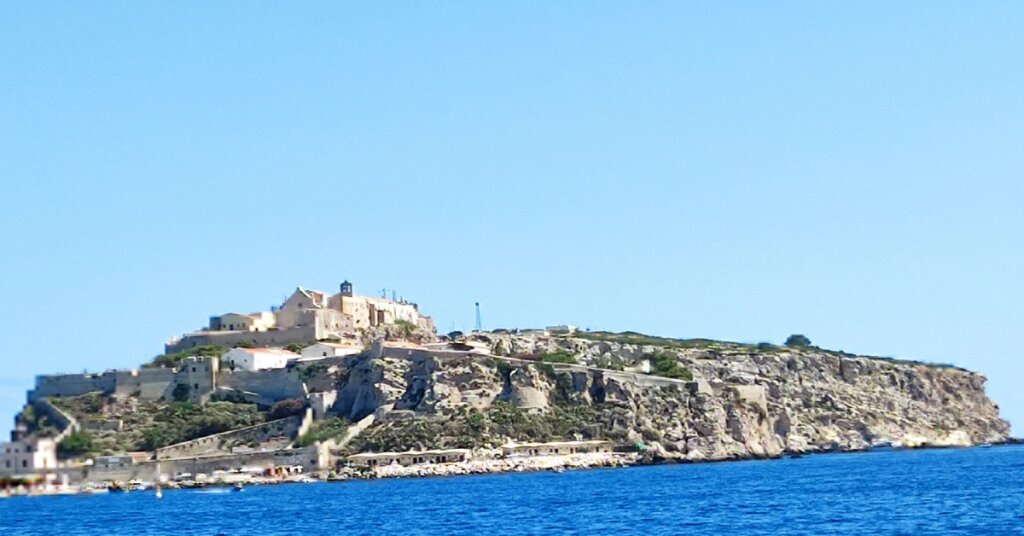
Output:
979,443,993,448
232,483,244,492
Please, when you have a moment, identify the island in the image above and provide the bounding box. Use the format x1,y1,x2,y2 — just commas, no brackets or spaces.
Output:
0,281,1009,496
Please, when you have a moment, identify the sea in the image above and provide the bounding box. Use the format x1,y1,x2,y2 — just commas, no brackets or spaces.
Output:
3,445,1023,535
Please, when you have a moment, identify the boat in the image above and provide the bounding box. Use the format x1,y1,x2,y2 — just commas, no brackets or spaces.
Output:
232,483,244,492
108,482,127,493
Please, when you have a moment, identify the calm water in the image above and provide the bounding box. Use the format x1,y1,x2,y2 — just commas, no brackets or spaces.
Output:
3,446,1024,535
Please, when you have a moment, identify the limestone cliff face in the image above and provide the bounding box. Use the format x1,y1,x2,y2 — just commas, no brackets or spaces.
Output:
335,334,1009,461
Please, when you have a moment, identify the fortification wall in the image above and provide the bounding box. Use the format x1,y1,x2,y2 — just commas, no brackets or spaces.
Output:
30,373,117,401
31,368,180,404
154,416,303,460
296,408,315,439
309,391,337,419
81,464,141,483
166,326,318,354
75,445,328,483
112,369,176,401
219,369,306,403
32,398,80,440
154,445,328,479
172,357,219,403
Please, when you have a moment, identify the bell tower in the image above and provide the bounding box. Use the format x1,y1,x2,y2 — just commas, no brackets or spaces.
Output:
340,280,353,297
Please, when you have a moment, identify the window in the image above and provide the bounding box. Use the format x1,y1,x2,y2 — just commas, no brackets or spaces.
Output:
22,460,28,468
192,367,197,373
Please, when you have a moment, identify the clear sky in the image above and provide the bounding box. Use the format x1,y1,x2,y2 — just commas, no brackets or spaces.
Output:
1,3,1021,440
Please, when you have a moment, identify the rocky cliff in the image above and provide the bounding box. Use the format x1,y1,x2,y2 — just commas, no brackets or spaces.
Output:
332,332,1009,462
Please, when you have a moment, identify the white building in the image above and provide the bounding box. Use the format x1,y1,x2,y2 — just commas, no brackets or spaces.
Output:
300,342,363,360
220,347,297,372
210,312,276,332
0,437,58,477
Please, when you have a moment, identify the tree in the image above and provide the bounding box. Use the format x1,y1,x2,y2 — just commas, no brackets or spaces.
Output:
269,398,306,420
785,334,812,348
58,431,94,458
172,383,191,403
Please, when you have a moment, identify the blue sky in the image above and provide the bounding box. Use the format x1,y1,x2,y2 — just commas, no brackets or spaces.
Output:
1,2,1021,440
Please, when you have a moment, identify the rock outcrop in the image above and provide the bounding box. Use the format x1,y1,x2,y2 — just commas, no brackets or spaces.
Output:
332,332,1010,461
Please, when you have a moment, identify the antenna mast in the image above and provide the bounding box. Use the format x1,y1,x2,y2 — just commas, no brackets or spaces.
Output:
474,302,482,332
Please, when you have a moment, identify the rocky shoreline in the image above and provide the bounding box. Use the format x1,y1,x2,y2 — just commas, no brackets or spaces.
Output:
334,441,1018,482
3,442,1017,498
344,452,634,480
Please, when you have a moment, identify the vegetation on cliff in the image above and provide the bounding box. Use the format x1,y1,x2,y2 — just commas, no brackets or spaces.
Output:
647,352,693,381
297,418,349,447
57,431,95,458
50,393,266,454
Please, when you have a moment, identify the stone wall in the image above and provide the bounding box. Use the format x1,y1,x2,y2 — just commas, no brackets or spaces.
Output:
310,391,337,419
218,369,306,404
112,369,177,401
165,325,318,354
171,357,219,403
154,415,303,460
32,398,80,441
76,444,330,483
30,373,117,401
30,365,204,405
296,408,315,439
152,444,329,479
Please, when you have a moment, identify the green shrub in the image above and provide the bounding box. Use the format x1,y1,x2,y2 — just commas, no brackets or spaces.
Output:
298,418,349,447
495,360,513,378
785,334,812,348
58,431,94,458
648,352,693,381
394,319,416,338
269,398,306,420
171,383,191,403
148,345,224,368
298,363,329,383
139,401,264,451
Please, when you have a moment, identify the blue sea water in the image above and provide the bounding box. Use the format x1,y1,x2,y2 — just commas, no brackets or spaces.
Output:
3,446,1024,535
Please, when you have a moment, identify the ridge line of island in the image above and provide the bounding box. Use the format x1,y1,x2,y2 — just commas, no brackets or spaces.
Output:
0,281,1011,497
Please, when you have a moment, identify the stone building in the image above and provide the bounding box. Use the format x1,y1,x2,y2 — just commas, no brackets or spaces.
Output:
220,347,297,372
166,281,434,353
300,342,362,359
501,440,612,457
0,436,58,479
208,312,276,332
347,449,470,468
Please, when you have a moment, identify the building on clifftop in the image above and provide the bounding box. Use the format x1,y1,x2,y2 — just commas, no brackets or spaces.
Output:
165,281,434,353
